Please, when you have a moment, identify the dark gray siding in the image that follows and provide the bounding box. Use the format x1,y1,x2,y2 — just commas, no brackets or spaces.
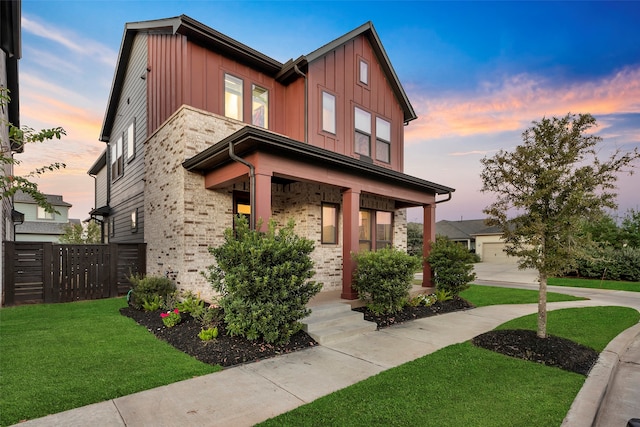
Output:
108,33,147,243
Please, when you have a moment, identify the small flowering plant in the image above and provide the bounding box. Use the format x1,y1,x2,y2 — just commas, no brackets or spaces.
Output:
160,309,181,328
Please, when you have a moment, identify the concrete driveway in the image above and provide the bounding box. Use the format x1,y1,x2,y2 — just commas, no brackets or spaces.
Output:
472,262,539,285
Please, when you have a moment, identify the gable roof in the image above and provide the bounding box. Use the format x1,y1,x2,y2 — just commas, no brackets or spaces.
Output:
14,191,72,208
101,15,417,141
436,219,501,240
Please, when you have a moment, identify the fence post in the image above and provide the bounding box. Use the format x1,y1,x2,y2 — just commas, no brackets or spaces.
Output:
109,243,119,298
4,241,15,306
138,243,147,277
43,243,53,303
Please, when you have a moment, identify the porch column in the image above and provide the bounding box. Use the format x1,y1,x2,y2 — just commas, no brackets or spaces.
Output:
341,188,360,299
254,172,272,233
422,204,436,288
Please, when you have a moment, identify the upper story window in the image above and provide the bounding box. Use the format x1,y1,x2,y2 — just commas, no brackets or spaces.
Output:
322,91,336,134
224,74,243,121
111,136,123,180
354,107,371,157
252,85,269,129
359,59,369,85
37,206,54,220
375,117,391,163
127,119,135,161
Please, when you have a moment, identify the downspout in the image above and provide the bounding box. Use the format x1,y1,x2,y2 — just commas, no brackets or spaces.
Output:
293,65,308,143
228,142,256,230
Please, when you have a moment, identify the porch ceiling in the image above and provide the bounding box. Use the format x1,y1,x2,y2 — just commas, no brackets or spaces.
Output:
183,126,455,205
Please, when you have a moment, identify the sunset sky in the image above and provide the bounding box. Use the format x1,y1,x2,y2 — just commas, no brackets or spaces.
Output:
15,0,640,222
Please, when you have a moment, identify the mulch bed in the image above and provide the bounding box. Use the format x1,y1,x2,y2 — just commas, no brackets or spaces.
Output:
472,329,599,375
121,297,599,375
120,307,318,368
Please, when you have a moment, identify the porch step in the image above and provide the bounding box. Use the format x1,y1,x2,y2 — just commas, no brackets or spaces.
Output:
302,303,377,345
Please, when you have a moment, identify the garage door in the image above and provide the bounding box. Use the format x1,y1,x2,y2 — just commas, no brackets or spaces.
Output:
482,243,516,264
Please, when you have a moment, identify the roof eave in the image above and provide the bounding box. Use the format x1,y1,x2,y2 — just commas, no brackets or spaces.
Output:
183,127,454,195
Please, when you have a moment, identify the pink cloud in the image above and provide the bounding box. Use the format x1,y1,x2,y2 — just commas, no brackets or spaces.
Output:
405,66,640,143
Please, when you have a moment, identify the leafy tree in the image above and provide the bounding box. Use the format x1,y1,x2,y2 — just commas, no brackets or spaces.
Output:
406,222,423,257
59,221,101,244
620,209,640,248
1,89,66,213
480,113,639,338
204,216,321,344
426,236,476,296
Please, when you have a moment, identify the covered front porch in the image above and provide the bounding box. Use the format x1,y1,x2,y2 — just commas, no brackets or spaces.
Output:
183,126,454,300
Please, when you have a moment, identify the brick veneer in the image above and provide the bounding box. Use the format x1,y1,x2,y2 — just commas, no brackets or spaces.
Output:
144,105,407,301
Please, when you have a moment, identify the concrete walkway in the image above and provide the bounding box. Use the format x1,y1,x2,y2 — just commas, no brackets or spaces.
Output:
12,264,640,427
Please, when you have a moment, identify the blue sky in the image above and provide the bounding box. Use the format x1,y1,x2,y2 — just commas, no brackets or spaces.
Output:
16,0,640,222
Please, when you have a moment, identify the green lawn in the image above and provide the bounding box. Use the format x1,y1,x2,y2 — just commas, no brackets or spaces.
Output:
460,284,585,306
259,306,640,427
0,298,219,426
548,277,640,292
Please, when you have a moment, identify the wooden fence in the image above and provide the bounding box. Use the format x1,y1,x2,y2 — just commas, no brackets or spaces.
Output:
3,242,146,306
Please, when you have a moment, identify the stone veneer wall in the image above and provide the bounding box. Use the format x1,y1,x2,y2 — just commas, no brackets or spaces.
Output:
145,106,245,301
145,105,409,300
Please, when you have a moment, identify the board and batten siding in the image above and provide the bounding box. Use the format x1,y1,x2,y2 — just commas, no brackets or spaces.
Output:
147,34,292,139
306,34,405,172
108,32,148,243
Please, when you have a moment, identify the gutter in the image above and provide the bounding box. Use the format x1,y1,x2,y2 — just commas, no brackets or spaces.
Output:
228,142,256,230
435,192,452,204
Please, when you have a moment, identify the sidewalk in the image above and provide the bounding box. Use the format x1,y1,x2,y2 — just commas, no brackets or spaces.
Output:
12,265,640,426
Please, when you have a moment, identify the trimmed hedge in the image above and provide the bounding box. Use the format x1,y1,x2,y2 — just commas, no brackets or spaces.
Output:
352,248,421,315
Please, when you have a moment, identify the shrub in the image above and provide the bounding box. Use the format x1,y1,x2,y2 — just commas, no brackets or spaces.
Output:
198,327,219,341
128,275,176,310
426,236,476,296
352,247,421,315
576,246,640,282
204,217,322,344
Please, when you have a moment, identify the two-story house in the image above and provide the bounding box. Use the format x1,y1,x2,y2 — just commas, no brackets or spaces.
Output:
1,0,22,303
13,191,75,242
90,15,454,301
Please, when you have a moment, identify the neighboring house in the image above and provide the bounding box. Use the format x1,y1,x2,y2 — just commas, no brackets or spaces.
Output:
89,15,454,301
1,0,22,303
88,149,110,242
14,191,75,242
436,219,514,264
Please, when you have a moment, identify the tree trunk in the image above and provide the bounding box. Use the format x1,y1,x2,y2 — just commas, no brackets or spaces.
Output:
537,272,548,338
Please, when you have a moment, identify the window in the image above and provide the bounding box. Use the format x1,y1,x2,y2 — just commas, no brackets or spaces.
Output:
359,209,393,251
354,107,371,157
322,91,336,134
359,59,369,85
321,203,338,244
131,209,138,233
233,191,251,229
110,217,115,237
111,136,123,180
224,74,243,121
375,117,391,163
359,210,372,251
252,85,268,128
376,211,393,249
127,119,135,160
37,206,53,220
